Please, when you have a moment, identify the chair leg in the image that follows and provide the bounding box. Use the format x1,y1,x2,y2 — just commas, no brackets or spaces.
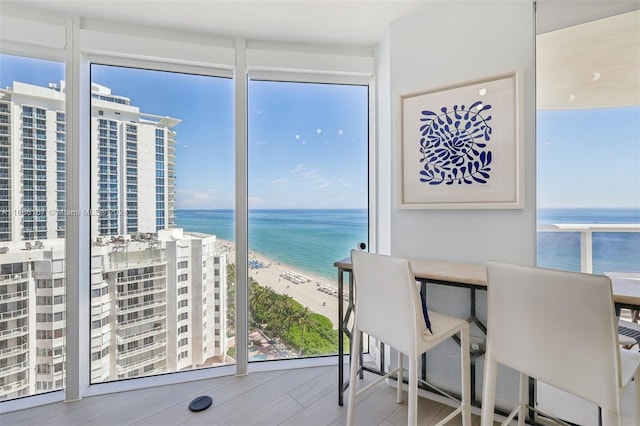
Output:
480,353,498,426
460,326,471,426
517,372,526,426
408,356,418,426
346,326,361,426
634,367,640,426
397,351,403,403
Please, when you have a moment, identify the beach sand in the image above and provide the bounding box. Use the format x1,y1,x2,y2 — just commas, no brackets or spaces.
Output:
216,238,344,329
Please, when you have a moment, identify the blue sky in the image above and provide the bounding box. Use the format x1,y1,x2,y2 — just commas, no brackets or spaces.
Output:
537,107,640,208
92,65,369,210
0,55,369,210
1,54,639,210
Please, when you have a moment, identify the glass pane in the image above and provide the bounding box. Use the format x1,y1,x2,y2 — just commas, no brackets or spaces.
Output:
0,54,66,401
247,80,369,360
90,65,234,384
536,12,640,275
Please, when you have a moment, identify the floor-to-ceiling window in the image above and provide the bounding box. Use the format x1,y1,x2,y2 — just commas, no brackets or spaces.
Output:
88,64,235,384
0,54,66,401
0,8,373,408
536,10,640,276
246,79,369,360
535,9,640,425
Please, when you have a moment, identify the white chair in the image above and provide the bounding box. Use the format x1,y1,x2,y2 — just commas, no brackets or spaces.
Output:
347,250,471,426
481,261,640,426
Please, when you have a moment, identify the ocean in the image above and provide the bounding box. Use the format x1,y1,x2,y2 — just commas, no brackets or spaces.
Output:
175,208,639,279
176,209,368,280
537,208,640,274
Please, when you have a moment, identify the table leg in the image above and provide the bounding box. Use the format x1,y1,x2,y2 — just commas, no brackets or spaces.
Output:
338,267,345,406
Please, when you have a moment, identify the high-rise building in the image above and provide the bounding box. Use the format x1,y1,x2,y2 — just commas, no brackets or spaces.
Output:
90,229,228,383
0,82,66,242
91,82,178,236
0,81,228,401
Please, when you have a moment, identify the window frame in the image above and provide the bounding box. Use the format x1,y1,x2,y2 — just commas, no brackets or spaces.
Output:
1,15,375,411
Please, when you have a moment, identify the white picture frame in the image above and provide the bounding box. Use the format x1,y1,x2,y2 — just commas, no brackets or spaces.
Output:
399,71,524,209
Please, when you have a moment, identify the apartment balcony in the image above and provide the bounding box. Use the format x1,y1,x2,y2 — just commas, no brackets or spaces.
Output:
0,343,28,360
116,338,167,360
116,297,167,313
537,223,640,273
0,306,28,321
116,324,166,345
116,285,165,299
0,290,28,302
116,352,166,375
0,325,28,340
114,270,166,284
117,313,166,329
0,272,29,283
1,376,29,396
0,360,28,377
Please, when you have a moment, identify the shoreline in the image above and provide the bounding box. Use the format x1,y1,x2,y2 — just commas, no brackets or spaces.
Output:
216,238,344,329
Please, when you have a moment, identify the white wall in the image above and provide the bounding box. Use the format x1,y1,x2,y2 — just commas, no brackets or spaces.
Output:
377,0,536,407
387,0,536,265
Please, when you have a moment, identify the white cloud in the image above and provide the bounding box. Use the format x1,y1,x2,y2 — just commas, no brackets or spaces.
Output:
290,164,331,191
175,188,220,209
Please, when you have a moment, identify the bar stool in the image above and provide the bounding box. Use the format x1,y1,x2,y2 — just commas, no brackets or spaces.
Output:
347,250,471,426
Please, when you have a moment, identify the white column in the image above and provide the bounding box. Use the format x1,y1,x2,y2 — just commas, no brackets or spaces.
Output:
64,16,91,402
234,38,249,376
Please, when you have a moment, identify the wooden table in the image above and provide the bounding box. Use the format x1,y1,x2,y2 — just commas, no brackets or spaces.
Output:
607,272,640,310
335,257,640,415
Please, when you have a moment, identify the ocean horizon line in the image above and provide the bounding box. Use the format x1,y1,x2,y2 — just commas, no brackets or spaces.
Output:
176,207,368,211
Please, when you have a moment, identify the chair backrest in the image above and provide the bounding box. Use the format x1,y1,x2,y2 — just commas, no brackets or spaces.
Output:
350,250,428,356
486,261,622,411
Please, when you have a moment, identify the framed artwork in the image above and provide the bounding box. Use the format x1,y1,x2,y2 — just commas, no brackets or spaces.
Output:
399,71,523,209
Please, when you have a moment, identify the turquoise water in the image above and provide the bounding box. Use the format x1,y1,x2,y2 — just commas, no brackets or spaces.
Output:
176,209,368,280
537,208,640,274
175,208,639,279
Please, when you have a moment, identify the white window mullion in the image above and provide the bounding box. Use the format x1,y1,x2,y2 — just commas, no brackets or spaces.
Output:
64,16,91,402
234,38,249,376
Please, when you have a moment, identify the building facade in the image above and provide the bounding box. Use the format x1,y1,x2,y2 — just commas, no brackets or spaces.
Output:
0,82,66,243
0,81,228,401
91,82,178,236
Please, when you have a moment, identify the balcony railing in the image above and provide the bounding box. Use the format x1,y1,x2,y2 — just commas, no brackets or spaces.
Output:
537,223,640,273
116,324,165,344
116,339,166,359
116,352,166,374
116,297,166,313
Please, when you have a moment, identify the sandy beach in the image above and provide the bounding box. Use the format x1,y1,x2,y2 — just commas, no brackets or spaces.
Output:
216,238,345,329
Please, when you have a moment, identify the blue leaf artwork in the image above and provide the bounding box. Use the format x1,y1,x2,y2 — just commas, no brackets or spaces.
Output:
418,101,493,185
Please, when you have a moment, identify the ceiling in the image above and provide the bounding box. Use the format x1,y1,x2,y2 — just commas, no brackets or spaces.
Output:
2,1,638,110
537,8,640,110
1,0,439,47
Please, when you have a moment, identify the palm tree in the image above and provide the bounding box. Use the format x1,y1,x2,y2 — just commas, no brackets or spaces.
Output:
294,307,313,356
